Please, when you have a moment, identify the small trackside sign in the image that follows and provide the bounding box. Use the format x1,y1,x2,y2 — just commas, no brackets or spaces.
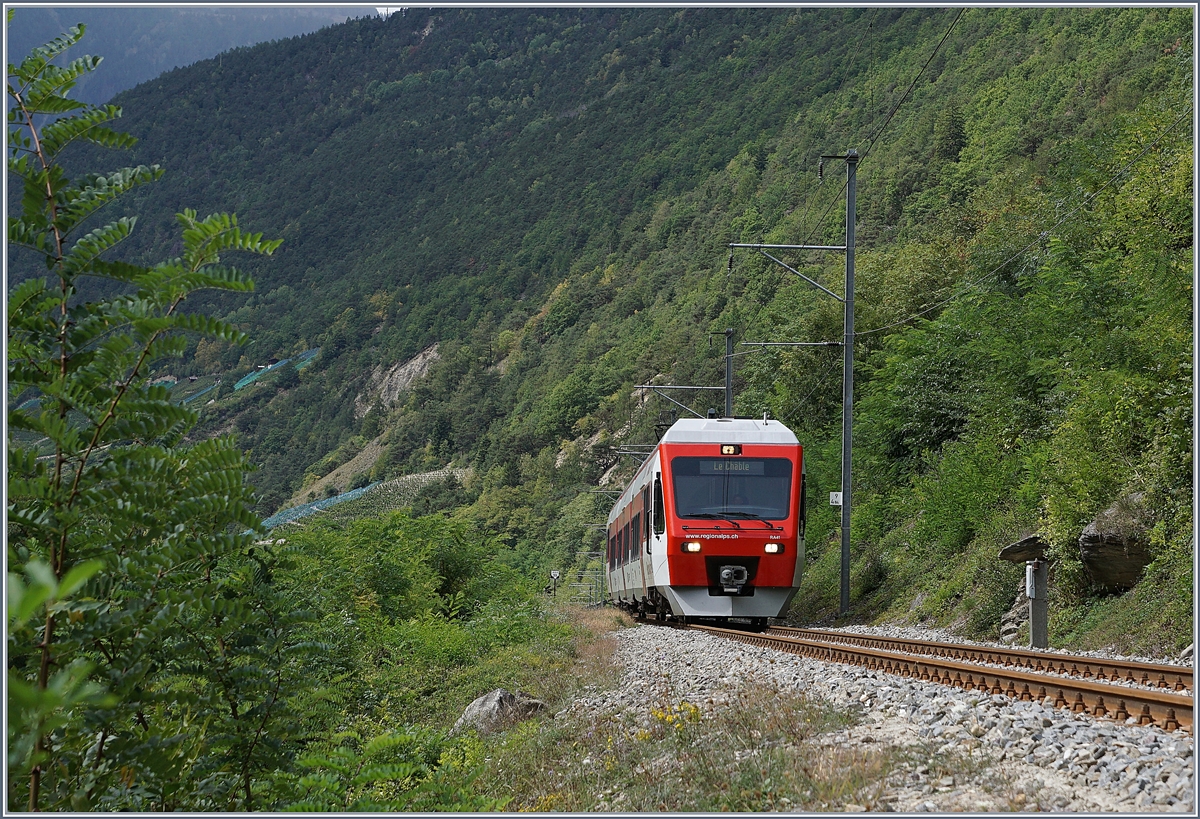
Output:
550,570,560,580
830,492,842,506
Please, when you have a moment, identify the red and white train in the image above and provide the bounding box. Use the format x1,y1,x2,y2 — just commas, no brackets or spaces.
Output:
605,416,806,628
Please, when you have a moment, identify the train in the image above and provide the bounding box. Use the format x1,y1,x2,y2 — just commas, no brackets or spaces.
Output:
605,416,806,628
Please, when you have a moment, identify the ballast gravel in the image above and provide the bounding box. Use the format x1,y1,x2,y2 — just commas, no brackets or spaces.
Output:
562,624,1195,813
829,622,1193,669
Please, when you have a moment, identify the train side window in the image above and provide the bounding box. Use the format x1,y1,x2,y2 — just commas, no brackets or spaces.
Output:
623,522,631,562
631,512,641,558
653,475,665,535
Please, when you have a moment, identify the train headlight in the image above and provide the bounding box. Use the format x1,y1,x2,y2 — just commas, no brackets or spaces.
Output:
765,542,782,554
683,541,702,553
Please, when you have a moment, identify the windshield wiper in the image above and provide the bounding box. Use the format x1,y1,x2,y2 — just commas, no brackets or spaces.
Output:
722,512,781,529
682,513,740,528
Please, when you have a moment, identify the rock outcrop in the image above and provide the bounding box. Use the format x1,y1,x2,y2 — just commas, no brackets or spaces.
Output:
353,343,440,418
1078,494,1153,592
998,534,1048,563
450,688,545,736
998,588,1027,645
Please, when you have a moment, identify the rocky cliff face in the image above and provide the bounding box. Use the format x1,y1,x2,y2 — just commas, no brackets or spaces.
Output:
1078,494,1153,592
353,343,441,418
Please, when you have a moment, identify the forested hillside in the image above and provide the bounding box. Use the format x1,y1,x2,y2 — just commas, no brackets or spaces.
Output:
15,3,1194,665
7,6,1192,810
4,5,375,103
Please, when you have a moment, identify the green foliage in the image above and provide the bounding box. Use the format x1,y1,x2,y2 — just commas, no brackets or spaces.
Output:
829,73,1192,637
274,728,506,811
932,106,967,162
6,23,304,811
280,512,537,634
407,473,476,516
8,26,532,808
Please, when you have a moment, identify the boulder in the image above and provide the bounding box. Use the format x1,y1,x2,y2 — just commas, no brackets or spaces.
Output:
998,534,1048,563
450,688,545,736
1078,494,1153,592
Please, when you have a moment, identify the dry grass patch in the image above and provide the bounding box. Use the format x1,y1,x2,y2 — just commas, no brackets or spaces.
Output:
482,672,906,812
558,605,632,657
545,605,633,702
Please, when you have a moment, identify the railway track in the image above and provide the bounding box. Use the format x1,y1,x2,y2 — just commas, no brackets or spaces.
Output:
687,623,1194,735
770,626,1194,693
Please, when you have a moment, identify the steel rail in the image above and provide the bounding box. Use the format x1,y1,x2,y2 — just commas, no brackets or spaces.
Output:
690,624,1193,735
769,626,1193,693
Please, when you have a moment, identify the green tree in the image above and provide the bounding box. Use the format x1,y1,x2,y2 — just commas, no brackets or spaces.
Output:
932,105,966,162
6,20,286,809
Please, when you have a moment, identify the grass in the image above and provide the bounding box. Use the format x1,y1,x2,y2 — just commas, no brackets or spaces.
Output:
367,604,632,730
879,743,1028,812
478,644,907,812
452,605,1044,812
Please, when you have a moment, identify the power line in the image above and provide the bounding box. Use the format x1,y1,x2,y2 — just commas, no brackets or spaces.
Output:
796,8,963,251
854,103,1194,338
860,8,966,165
785,11,878,251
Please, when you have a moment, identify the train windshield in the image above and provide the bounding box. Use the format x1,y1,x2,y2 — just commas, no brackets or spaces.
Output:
670,457,793,520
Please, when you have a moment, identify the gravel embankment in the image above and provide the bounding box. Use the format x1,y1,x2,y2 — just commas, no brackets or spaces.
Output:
564,624,1195,812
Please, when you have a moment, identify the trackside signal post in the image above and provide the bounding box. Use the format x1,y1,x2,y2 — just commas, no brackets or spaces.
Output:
730,149,858,616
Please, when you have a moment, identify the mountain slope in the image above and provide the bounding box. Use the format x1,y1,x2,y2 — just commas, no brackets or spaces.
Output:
13,6,1192,650
5,6,376,103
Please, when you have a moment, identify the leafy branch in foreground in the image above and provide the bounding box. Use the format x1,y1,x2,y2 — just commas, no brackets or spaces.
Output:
7,20,290,810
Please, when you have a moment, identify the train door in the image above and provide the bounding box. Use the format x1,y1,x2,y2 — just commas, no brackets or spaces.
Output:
649,472,669,587
638,486,650,597
607,526,620,600
631,509,645,600
617,515,625,600
621,518,632,601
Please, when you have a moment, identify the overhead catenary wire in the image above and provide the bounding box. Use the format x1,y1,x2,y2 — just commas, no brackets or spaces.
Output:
785,9,878,240
859,7,966,165
792,8,964,260
853,102,1194,338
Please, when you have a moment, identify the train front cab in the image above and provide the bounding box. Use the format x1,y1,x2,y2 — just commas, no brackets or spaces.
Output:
655,418,805,622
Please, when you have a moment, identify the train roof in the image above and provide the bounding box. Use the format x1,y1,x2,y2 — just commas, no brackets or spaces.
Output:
604,418,800,524
659,417,799,445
